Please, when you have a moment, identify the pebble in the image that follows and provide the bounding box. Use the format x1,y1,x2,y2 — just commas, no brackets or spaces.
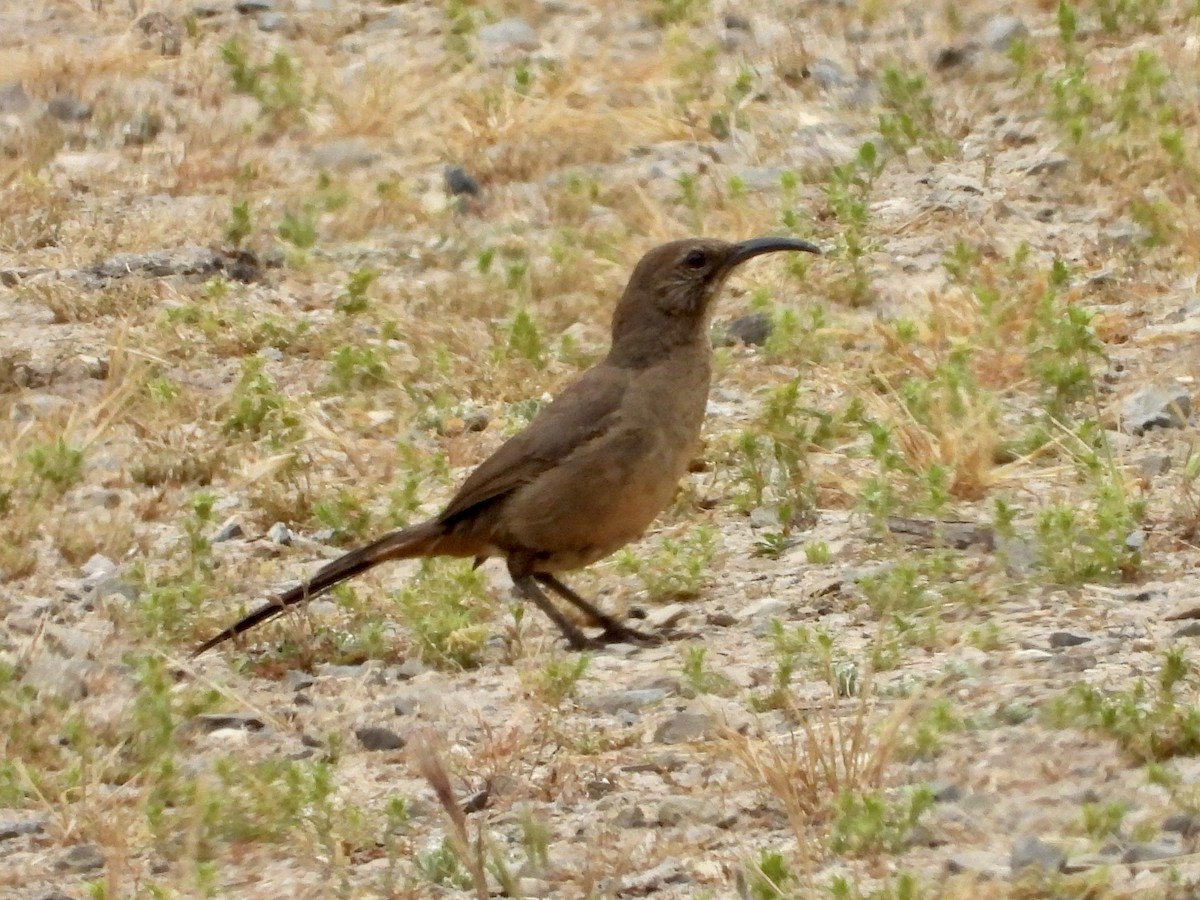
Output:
81,553,116,579
1049,631,1091,648
1122,840,1180,863
235,0,272,12
47,94,92,122
21,653,89,701
478,18,539,51
213,516,245,542
0,81,30,115
722,312,773,347
284,670,316,691
653,711,715,744
56,843,105,873
0,817,45,840
980,15,1028,51
444,164,482,197
266,522,293,545
192,713,266,733
354,725,406,751
946,850,1007,876
257,11,289,32
657,796,722,826
311,137,380,171
737,596,787,622
1010,834,1066,874
1120,384,1191,435
1163,812,1200,835
583,687,668,715
645,603,688,629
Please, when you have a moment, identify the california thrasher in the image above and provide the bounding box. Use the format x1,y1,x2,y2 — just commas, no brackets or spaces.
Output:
195,236,821,655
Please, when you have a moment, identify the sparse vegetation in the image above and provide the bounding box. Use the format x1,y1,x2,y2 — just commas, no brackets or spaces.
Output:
3,0,1200,894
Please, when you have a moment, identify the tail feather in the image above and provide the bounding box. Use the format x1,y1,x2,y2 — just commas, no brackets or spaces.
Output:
193,521,443,656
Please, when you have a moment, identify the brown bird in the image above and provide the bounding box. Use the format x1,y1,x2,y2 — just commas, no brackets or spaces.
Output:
195,236,821,656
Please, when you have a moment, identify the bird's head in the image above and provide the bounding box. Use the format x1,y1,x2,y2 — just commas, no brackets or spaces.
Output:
608,236,822,367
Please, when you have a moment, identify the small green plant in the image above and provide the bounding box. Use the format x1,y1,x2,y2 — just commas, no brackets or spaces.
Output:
1044,647,1200,762
877,65,954,158
334,268,377,314
681,645,734,696
648,0,709,27
824,142,882,305
416,837,473,890
507,309,545,368
615,525,717,600
327,344,390,393
395,561,492,668
528,654,590,706
226,199,252,247
277,207,317,251
220,39,307,128
25,437,85,489
222,358,303,445
744,848,795,900
1080,799,1129,839
829,786,935,855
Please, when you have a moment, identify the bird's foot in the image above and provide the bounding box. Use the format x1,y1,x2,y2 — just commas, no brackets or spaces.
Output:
596,622,664,646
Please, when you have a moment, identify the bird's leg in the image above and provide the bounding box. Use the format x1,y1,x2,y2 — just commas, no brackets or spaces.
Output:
536,573,662,646
511,574,594,651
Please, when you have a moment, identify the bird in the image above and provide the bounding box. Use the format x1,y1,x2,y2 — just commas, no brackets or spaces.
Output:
195,235,821,656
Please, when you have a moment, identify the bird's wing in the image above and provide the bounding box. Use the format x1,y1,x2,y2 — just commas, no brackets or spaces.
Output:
437,363,630,525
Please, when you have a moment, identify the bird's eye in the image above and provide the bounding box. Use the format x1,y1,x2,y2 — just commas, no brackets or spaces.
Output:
684,248,708,269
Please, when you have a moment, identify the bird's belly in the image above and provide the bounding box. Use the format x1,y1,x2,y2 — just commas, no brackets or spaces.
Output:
503,420,698,569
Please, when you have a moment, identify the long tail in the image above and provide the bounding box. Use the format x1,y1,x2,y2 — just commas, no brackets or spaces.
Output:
193,521,445,656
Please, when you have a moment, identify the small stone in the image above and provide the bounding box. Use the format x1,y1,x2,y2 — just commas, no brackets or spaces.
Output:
932,45,974,71
478,18,539,50
266,522,293,545
0,81,31,115
355,725,406,751
123,110,163,146
1163,812,1200,836
1122,840,1180,864
1010,835,1066,874
257,11,288,31
584,687,668,715
284,670,315,691
461,789,489,813
809,60,850,90
0,817,45,840
1120,384,1191,435
611,804,649,828
657,796,721,826
81,553,116,579
444,165,481,197
21,653,89,701
724,312,773,347
980,15,1028,51
463,407,491,432
57,843,105,873
645,603,688,629
1172,622,1200,638
311,138,379,171
136,12,183,56
235,0,271,11
47,94,92,122
213,516,245,542
929,781,963,802
1049,631,1091,648
1013,648,1053,663
738,597,787,621
723,13,750,30
192,713,266,733
653,711,715,744
946,850,1007,876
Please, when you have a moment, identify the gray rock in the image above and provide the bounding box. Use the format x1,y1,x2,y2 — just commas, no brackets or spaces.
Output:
257,11,289,31
738,596,787,622
57,843,104,872
0,81,31,115
809,60,851,90
724,14,750,31
355,725,406,751
47,94,92,122
619,859,690,894
946,850,1007,876
213,516,245,542
235,0,272,12
1172,621,1200,638
1049,631,1091,648
612,803,649,828
478,18,539,50
1010,834,1066,874
88,575,138,603
929,781,963,802
192,713,266,733
657,796,722,826
311,138,380,171
653,711,715,744
1163,812,1200,836
723,312,772,347
81,553,116,579
645,603,688,629
981,15,1028,51
444,165,481,197
1122,840,1180,863
266,521,293,545
21,653,89,701
0,817,45,840
123,110,163,146
284,670,315,691
584,687,668,715
1120,384,1191,435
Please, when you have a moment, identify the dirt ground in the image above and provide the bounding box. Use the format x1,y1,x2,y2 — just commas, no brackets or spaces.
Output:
2,0,1200,897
